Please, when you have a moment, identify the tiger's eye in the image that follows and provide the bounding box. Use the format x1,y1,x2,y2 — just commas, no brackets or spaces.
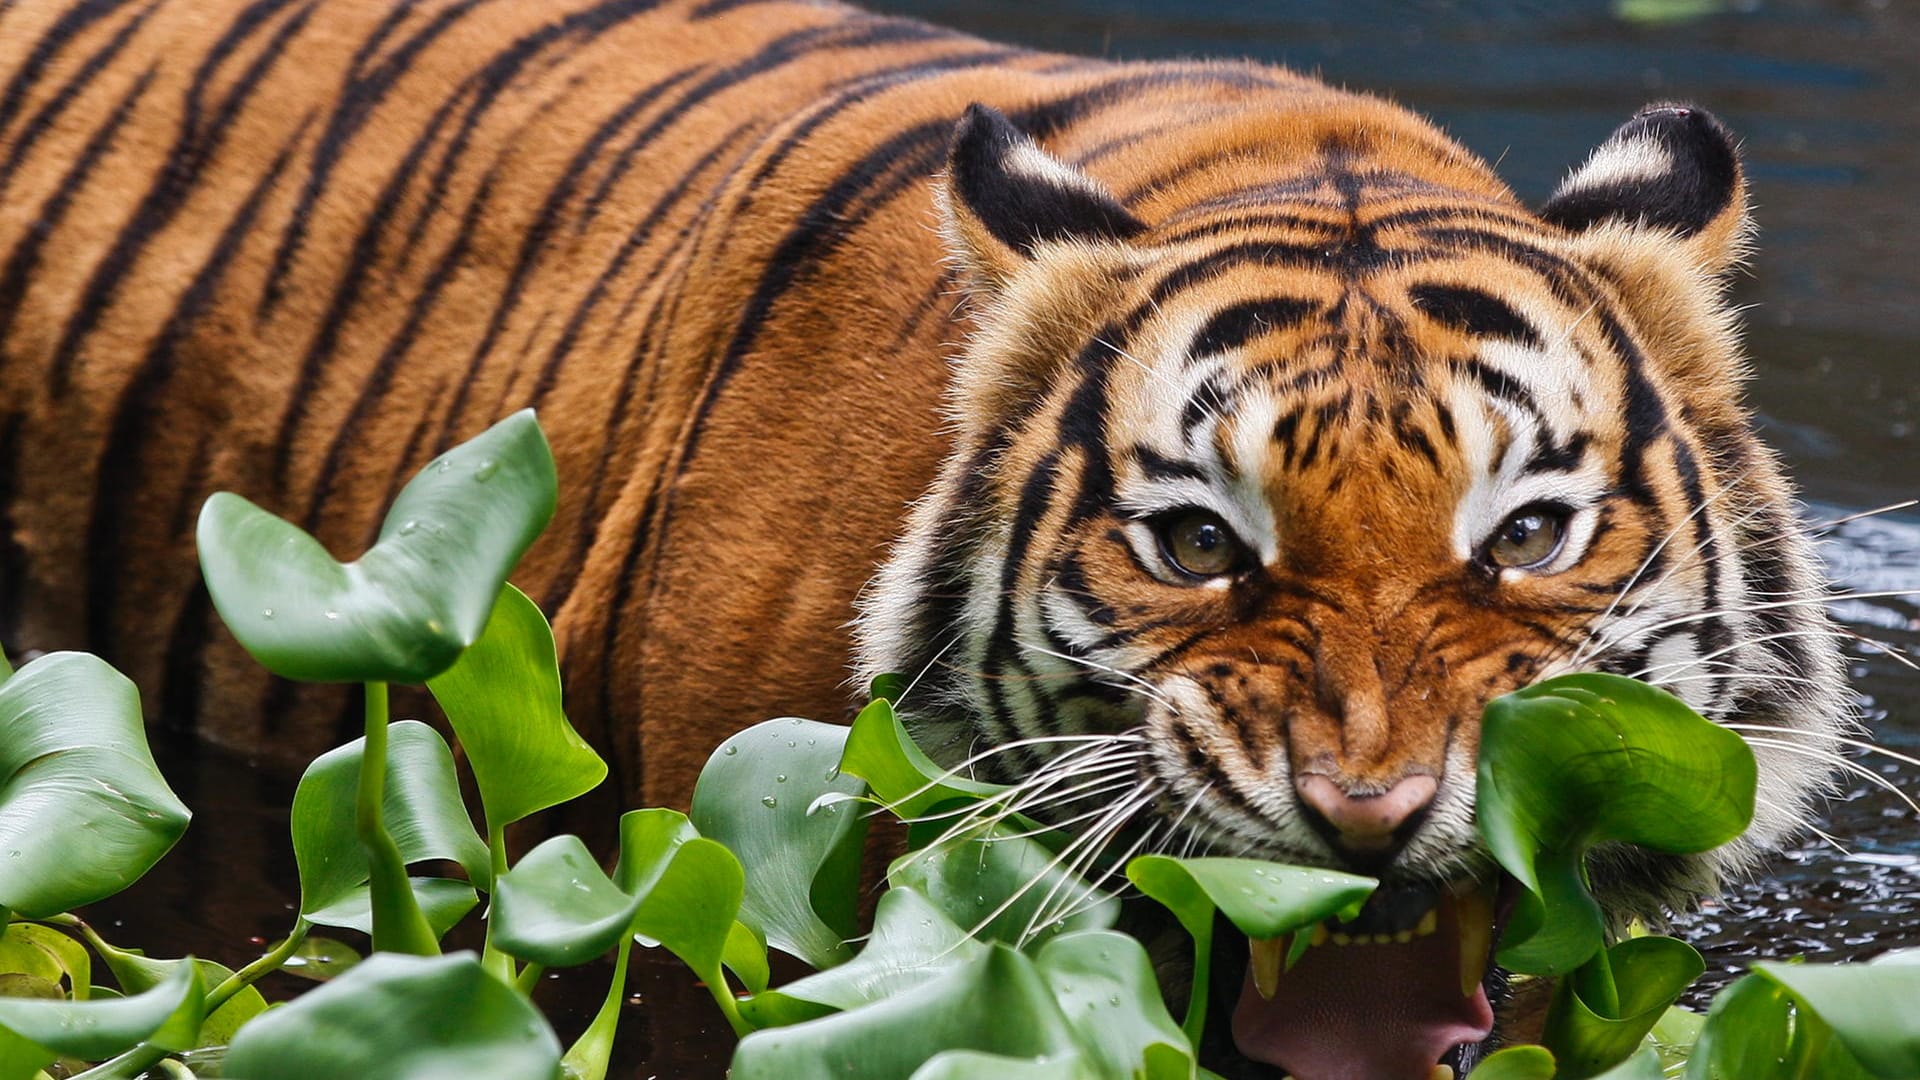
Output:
1487,505,1567,570
1159,510,1243,578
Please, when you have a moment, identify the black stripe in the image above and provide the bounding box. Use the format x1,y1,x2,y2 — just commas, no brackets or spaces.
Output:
1132,444,1206,483
0,0,133,139
258,0,489,317
47,0,313,394
0,0,158,197
84,120,308,660
1407,283,1541,347
1191,297,1318,356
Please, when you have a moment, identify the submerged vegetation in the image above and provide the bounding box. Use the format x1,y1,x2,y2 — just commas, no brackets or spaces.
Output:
0,412,1914,1079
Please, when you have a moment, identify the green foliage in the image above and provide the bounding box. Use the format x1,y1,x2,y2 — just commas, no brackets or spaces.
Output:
690,718,870,968
0,653,190,919
1478,674,1757,976
222,952,560,1080
3,412,1912,1080
426,584,607,833
196,409,555,684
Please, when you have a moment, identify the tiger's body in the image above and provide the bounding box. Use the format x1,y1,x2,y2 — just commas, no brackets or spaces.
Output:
0,1,1851,1076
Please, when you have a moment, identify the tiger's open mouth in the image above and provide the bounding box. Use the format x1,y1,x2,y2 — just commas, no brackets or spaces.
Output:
1222,876,1513,1080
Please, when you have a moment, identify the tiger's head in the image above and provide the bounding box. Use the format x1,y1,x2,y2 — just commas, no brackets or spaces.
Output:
857,99,1851,1079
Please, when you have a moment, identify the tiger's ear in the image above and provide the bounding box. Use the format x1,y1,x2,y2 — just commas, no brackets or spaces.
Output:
938,103,1145,291
1540,104,1747,274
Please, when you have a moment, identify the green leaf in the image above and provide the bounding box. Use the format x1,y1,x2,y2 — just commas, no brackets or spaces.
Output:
222,952,561,1080
840,698,1006,819
304,877,480,939
691,719,870,968
1477,673,1756,974
197,410,557,684
730,945,1081,1080
1473,1045,1558,1080
90,942,268,1049
908,1051,1091,1080
426,584,605,830
1127,855,1374,1047
0,959,201,1079
1751,959,1920,1077
1592,1049,1667,1080
1543,936,1704,1078
869,674,910,706
279,935,361,983
724,921,771,996
888,825,1119,949
0,925,71,988
1035,930,1193,1079
291,719,490,917
742,887,986,1028
493,809,747,980
0,653,191,918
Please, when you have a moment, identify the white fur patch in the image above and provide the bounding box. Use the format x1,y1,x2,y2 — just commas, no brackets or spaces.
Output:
1556,134,1674,196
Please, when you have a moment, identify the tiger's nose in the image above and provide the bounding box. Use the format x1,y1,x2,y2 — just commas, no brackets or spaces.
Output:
1295,774,1438,864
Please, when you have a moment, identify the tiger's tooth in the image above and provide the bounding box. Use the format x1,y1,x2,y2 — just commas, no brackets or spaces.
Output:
1250,935,1286,1000
1431,1067,1455,1080
1416,908,1438,938
1455,883,1495,999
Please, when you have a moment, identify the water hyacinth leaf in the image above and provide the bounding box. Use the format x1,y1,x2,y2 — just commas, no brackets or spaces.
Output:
907,1051,1090,1080
305,877,480,939
0,653,191,918
724,921,771,996
223,952,561,1080
1472,1045,1557,1080
91,945,266,1049
426,584,605,828
1477,674,1756,974
1127,857,1375,941
0,960,200,1071
1592,1049,1666,1080
888,825,1119,949
1542,935,1704,1078
1035,930,1194,1079
629,836,744,981
730,945,1080,1080
691,719,869,968
742,887,986,1028
840,697,1006,819
491,835,638,967
1749,959,1920,1077
197,410,557,684
291,720,490,916
0,925,75,990
279,935,362,983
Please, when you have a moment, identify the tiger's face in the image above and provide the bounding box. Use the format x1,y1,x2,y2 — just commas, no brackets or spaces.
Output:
858,102,1850,1078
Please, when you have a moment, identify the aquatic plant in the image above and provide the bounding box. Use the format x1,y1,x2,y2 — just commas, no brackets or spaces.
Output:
0,411,1912,1080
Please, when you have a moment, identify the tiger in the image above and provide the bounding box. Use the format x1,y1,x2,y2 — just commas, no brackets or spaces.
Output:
0,0,1853,1075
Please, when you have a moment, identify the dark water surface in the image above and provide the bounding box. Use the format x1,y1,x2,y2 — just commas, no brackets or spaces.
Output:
82,0,1917,1075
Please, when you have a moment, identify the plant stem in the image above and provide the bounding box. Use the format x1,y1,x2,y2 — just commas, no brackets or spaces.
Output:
203,919,311,1014
480,822,515,985
1181,922,1213,1048
358,681,439,956
703,964,751,1038
514,962,546,995
560,933,633,1080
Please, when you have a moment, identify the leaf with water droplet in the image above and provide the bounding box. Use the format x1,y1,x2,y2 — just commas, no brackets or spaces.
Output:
196,410,556,683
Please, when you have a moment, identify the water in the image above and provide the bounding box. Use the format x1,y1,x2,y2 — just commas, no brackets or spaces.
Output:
77,0,1919,1075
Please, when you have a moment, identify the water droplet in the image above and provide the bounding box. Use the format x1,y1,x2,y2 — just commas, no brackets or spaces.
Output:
436,458,454,473
474,459,498,482
325,610,340,621
807,737,816,747
762,796,778,808
724,745,739,756
1108,994,1121,1006
775,774,788,783
790,718,803,726
787,740,797,748
261,608,274,619
1239,886,1254,896
824,765,840,781
399,520,419,535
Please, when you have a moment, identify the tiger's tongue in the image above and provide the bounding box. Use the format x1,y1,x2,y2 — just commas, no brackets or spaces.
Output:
1229,907,1494,1080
